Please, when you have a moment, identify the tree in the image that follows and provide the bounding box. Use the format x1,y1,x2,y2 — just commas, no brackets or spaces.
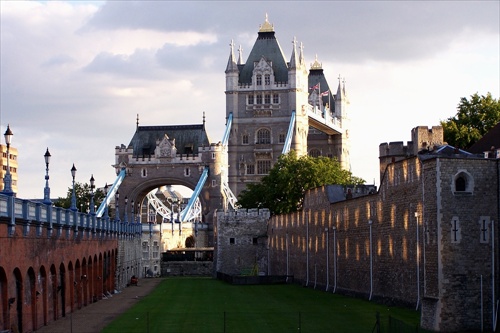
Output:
54,182,105,213
441,92,500,149
237,151,365,215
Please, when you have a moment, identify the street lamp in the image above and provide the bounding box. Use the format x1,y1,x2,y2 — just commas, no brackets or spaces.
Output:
2,124,13,195
70,163,77,211
43,148,51,204
89,175,95,215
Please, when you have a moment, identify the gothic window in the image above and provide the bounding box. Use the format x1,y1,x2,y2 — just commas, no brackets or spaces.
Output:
229,237,235,244
309,149,321,158
141,168,147,178
453,170,473,194
256,94,262,104
256,75,262,86
242,134,249,145
257,128,271,144
257,160,271,174
273,94,279,104
264,74,270,85
265,94,271,104
450,217,460,244
278,133,286,143
246,164,255,175
212,179,217,187
184,168,190,177
455,177,466,191
248,94,254,105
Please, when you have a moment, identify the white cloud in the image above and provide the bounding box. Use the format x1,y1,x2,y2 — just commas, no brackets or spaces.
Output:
0,0,498,198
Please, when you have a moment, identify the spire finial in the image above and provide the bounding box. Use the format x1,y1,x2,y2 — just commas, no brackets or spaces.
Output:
203,111,206,127
259,13,274,32
136,114,139,129
310,54,322,69
237,44,243,65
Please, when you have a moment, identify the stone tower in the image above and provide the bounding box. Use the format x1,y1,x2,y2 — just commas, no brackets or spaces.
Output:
226,15,350,196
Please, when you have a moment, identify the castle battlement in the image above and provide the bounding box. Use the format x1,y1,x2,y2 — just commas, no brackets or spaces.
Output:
216,208,270,219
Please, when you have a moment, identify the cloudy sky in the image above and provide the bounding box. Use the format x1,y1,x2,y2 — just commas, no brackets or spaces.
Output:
1,1,498,199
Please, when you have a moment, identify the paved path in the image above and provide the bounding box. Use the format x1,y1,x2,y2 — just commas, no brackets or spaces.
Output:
36,277,163,333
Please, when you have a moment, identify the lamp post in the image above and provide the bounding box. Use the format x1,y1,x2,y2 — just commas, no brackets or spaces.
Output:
115,190,121,236
89,175,95,215
2,125,13,195
70,164,77,211
104,183,109,232
43,148,51,204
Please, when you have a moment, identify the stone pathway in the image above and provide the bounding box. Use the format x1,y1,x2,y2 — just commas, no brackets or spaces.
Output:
36,277,163,333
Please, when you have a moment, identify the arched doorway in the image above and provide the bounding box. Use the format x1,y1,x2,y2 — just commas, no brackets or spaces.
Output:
27,267,37,331
0,267,8,331
39,265,48,326
13,268,23,333
49,265,57,321
58,263,66,317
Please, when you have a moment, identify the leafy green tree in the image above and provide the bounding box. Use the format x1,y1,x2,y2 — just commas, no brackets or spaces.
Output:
441,92,500,149
238,151,365,215
54,182,105,213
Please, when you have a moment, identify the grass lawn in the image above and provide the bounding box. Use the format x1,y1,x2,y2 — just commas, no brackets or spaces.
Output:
103,277,427,333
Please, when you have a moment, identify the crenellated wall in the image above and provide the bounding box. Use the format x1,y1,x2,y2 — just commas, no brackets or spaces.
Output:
215,209,270,276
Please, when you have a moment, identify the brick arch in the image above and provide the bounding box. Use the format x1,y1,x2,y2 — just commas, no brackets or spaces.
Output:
58,263,66,318
68,261,74,312
27,267,36,331
81,257,88,307
49,264,57,321
0,266,7,331
13,267,23,332
39,265,48,326
74,259,81,310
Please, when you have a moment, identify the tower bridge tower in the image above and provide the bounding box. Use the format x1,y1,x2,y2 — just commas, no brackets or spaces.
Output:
225,16,351,197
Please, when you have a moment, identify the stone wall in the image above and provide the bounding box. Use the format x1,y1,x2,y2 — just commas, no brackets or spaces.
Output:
215,209,270,276
268,155,500,332
161,261,213,276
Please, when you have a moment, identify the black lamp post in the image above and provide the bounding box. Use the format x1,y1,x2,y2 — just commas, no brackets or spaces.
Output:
43,148,51,204
70,163,77,211
2,125,13,195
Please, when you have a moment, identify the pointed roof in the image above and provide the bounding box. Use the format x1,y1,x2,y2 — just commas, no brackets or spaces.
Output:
238,15,288,84
308,55,334,105
467,121,500,153
225,39,238,73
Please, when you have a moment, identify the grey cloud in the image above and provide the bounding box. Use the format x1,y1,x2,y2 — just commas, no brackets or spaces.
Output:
82,1,499,63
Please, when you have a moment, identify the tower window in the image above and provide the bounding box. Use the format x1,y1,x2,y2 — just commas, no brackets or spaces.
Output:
264,74,270,85
257,129,271,144
256,94,262,104
273,94,279,104
455,177,466,191
453,170,473,194
248,95,254,105
184,168,190,177
265,94,271,104
279,133,286,144
257,160,271,174
242,134,249,145
256,75,262,86
309,149,321,158
246,164,255,175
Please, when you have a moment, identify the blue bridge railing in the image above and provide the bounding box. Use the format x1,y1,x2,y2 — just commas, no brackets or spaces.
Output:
0,193,142,238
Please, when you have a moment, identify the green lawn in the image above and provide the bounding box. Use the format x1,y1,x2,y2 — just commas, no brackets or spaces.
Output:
103,277,426,333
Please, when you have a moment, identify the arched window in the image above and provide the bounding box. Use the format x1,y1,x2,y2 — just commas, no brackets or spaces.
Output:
257,129,271,144
453,170,473,194
309,149,321,158
256,75,262,86
264,74,270,85
455,176,466,191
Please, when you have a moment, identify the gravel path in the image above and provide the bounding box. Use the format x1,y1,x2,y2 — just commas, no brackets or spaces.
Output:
36,277,163,333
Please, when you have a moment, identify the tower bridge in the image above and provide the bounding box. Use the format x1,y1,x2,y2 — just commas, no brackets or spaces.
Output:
0,16,352,332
